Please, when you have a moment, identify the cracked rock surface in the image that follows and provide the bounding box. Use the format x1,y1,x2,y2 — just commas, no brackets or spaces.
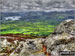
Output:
0,19,75,56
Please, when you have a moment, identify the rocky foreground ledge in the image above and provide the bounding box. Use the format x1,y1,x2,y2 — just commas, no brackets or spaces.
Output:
0,19,75,56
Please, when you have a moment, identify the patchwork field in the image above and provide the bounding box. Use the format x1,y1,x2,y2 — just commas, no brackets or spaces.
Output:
0,11,74,37
0,21,55,36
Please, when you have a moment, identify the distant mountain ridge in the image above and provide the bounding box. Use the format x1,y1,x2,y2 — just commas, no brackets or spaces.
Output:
0,11,75,35
1,10,75,21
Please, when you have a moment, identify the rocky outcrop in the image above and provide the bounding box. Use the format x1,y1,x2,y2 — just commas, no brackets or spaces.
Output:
0,19,75,56
53,19,75,36
45,19,75,56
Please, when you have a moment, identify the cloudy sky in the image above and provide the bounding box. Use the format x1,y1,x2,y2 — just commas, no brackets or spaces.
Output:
0,0,75,12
